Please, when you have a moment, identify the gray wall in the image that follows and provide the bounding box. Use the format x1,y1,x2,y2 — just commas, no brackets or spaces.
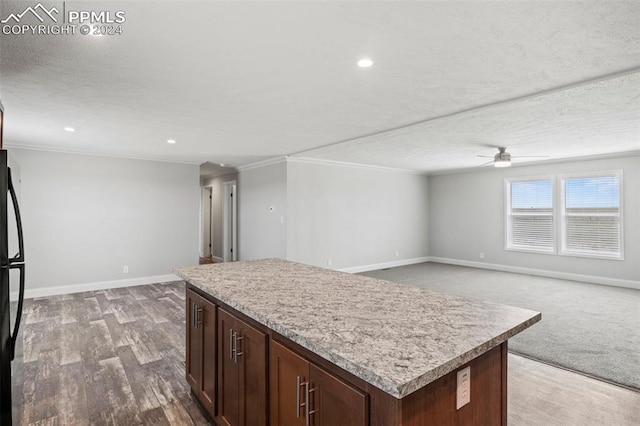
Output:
201,172,238,259
11,149,200,290
429,154,640,283
237,161,287,260
287,160,430,270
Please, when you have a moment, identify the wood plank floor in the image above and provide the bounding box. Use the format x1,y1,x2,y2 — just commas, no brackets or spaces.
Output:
13,281,640,425
15,281,209,425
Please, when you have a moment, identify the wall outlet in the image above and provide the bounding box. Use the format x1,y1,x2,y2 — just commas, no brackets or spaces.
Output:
395,251,400,258
327,259,332,267
123,266,129,274
479,252,485,259
456,366,471,409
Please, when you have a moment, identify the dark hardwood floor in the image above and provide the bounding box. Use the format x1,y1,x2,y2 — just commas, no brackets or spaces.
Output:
15,281,210,425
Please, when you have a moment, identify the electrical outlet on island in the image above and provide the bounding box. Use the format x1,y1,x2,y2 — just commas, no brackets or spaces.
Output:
456,366,471,409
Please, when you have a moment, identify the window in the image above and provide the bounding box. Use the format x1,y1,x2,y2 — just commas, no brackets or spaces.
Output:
560,172,623,259
505,177,555,253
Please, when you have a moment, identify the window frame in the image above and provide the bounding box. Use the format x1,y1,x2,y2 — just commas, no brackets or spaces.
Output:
504,175,557,255
559,170,624,260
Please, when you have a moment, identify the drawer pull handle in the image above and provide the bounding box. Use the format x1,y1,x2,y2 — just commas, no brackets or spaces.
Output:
196,307,203,327
235,335,243,362
305,382,316,426
192,303,198,328
296,376,302,418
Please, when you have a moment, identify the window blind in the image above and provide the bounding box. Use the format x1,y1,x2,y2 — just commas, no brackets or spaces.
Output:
562,174,621,258
507,179,554,252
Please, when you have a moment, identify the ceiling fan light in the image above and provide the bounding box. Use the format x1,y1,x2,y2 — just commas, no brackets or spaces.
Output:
494,148,511,167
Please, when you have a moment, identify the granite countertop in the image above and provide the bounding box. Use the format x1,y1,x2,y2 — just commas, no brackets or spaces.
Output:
175,258,540,399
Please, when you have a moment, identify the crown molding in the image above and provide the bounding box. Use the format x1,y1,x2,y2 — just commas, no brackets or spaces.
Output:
236,156,287,172
287,156,426,175
5,143,201,165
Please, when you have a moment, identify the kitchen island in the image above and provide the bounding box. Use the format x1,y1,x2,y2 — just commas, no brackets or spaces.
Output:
176,258,540,426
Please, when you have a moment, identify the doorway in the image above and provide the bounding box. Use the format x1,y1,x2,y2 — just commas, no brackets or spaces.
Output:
201,186,213,258
222,181,237,262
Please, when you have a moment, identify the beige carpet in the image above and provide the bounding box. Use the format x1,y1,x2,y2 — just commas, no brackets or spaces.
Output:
361,262,640,391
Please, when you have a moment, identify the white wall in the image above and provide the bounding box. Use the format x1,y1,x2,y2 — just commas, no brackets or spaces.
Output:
11,149,200,293
237,161,287,260
429,154,640,284
201,172,238,259
287,159,429,270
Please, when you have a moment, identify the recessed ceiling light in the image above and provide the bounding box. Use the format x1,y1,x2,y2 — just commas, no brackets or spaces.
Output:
357,58,373,68
64,127,75,132
167,139,176,144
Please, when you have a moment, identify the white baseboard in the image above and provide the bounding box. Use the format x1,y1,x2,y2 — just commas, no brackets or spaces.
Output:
10,274,182,301
338,257,431,274
429,257,640,290
212,256,223,263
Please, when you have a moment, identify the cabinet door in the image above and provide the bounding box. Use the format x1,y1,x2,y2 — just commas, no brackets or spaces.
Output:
200,296,217,417
270,340,308,426
218,308,268,426
237,318,267,426
186,289,217,419
310,364,368,426
218,309,240,426
186,289,203,391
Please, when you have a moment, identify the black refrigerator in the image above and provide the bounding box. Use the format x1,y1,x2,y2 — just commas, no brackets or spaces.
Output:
0,101,26,424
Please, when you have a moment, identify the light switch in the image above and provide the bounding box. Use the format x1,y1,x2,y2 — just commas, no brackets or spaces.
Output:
456,366,471,409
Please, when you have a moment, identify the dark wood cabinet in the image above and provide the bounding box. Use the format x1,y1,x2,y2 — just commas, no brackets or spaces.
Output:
270,340,367,426
186,283,508,426
218,308,268,426
186,290,201,389
270,339,308,426
310,363,368,426
185,288,216,418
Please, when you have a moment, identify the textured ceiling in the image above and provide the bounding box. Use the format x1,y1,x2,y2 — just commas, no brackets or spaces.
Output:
298,71,640,173
0,1,639,173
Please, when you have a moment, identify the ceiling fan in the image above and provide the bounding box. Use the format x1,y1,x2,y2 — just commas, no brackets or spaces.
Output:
477,147,549,168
